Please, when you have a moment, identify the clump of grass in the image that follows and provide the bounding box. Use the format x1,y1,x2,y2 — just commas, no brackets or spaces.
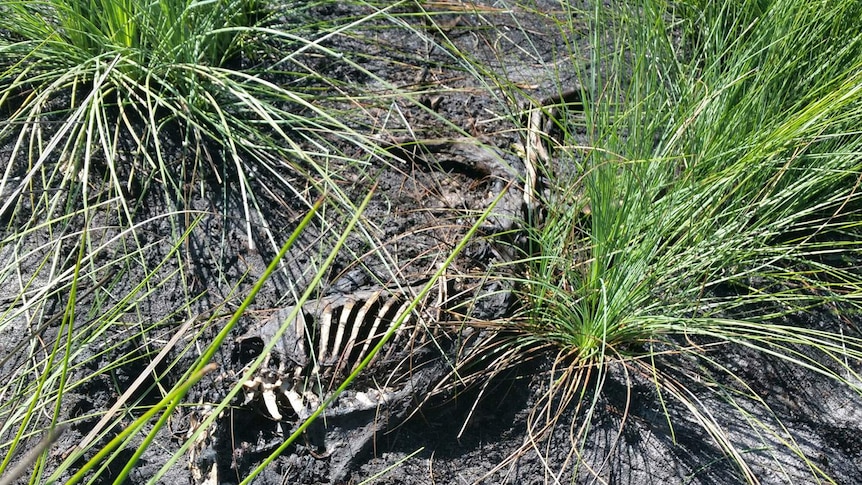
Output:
478,0,862,481
0,0,390,249
0,1,440,482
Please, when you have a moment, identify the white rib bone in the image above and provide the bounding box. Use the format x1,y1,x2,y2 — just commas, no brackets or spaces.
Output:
372,298,412,367
318,302,333,363
352,293,401,373
334,290,382,377
331,299,355,366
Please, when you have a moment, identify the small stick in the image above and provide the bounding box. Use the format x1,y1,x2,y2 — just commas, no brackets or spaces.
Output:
71,315,198,455
0,425,67,485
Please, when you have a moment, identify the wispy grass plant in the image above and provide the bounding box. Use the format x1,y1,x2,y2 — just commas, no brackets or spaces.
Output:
480,0,862,482
0,0,436,482
0,0,405,249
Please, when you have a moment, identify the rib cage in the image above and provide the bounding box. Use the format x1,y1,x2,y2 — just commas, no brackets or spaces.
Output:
303,288,423,385
267,279,449,393
233,277,464,468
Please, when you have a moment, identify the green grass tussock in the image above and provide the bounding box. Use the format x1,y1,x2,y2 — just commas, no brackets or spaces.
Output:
494,0,862,481
0,0,389,247
0,1,416,482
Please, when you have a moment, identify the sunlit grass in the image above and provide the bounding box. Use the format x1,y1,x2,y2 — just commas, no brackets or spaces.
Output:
469,0,862,482
0,0,437,482
1,0,370,245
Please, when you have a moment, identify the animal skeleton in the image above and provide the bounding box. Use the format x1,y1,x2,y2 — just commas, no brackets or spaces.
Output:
238,278,450,423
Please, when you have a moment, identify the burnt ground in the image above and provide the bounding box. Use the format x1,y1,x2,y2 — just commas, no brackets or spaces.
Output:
2,1,862,484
